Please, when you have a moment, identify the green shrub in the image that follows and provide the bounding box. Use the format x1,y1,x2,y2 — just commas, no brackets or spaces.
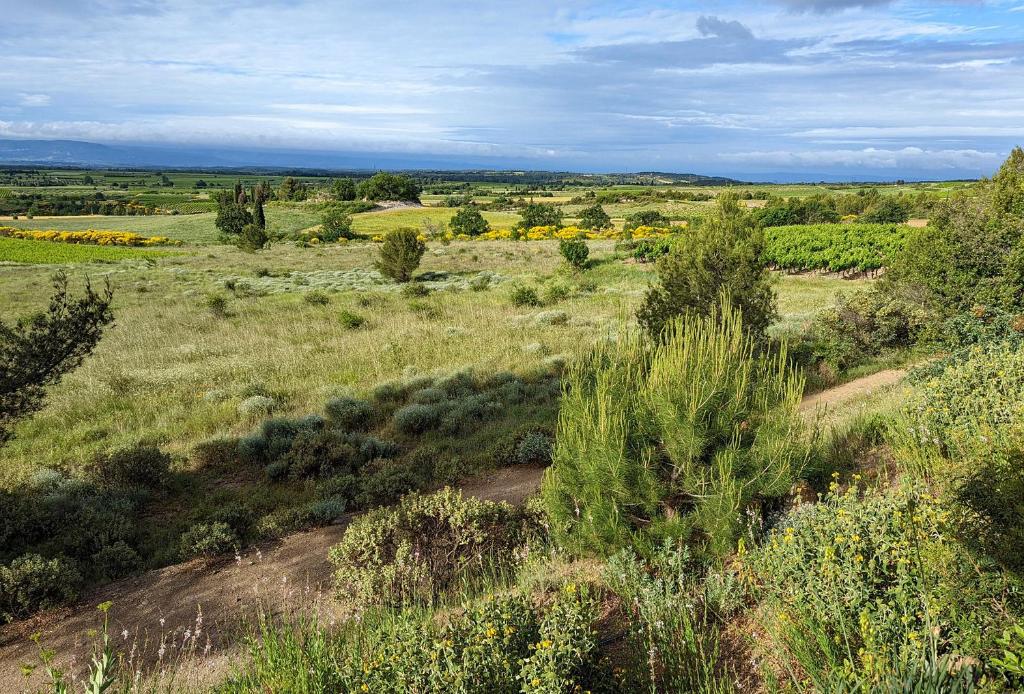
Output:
543,298,808,558
91,541,142,582
578,203,611,231
449,205,490,236
179,521,238,559
303,497,347,526
319,204,355,241
283,429,360,480
891,148,1024,314
510,284,542,307
559,238,589,270
637,201,777,344
338,309,366,329
750,480,1018,690
329,487,544,607
392,403,442,435
353,463,423,509
518,583,604,693
264,459,289,481
375,227,426,283
0,553,81,622
514,431,553,466
227,586,606,693
303,290,330,306
604,544,736,692
469,273,492,291
401,282,431,297
316,473,360,503
87,444,172,492
324,395,373,429
238,222,269,251
192,436,240,468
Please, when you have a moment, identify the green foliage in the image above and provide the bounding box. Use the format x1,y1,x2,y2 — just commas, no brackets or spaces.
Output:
449,205,490,236
87,443,172,492
222,585,604,694
238,223,269,251
623,209,669,233
324,396,373,430
604,544,737,692
750,481,1003,690
277,177,309,202
510,284,542,307
375,227,425,283
518,203,563,230
891,149,1024,314
319,205,355,241
558,238,589,271
330,488,544,607
753,194,840,227
637,206,777,345
357,173,421,202
338,309,366,329
763,223,907,272
0,553,81,622
179,521,238,559
578,203,611,230
791,287,929,373
543,300,808,558
861,196,910,223
331,177,357,201
214,189,253,236
1,272,113,445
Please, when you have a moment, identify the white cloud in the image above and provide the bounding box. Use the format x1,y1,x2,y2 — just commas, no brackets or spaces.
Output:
719,146,1001,170
18,93,51,107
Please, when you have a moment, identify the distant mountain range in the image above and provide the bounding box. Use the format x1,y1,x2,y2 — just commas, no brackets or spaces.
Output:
0,138,949,184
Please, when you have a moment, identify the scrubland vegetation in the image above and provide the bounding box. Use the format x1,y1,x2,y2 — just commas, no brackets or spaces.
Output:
2,151,1024,692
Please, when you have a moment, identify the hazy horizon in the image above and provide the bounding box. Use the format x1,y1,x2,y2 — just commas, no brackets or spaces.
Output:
2,0,1023,179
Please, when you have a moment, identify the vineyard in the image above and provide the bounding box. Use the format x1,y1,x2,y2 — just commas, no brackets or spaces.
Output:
762,223,907,272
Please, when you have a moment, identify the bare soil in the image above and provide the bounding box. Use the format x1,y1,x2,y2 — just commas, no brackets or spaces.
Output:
0,370,906,690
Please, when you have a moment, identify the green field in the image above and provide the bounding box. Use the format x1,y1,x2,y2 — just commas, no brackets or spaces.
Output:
0,236,174,264
349,206,521,235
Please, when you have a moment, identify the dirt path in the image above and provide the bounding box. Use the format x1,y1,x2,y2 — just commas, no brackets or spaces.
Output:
0,370,906,689
0,465,546,691
799,368,906,414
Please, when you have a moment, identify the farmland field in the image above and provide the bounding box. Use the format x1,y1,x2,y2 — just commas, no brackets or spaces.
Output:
0,236,176,264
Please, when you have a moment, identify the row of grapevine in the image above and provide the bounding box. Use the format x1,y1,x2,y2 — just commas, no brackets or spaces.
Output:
762,223,907,272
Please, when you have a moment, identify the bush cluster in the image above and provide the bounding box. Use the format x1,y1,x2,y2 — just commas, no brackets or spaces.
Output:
329,488,544,607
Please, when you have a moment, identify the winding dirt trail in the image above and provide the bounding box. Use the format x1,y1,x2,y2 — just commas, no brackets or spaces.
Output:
0,369,907,690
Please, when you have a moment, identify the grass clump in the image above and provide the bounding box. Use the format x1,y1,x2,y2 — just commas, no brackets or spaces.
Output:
338,309,366,329
329,487,543,607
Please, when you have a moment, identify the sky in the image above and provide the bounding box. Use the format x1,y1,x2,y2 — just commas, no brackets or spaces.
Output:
1,0,1023,179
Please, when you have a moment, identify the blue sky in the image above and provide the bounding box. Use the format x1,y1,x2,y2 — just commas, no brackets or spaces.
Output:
1,0,1023,178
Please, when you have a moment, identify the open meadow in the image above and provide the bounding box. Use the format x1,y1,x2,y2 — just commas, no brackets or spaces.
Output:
2,160,1023,693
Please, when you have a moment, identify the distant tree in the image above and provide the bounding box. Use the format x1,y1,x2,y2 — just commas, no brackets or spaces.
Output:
214,190,252,236
861,197,910,224
637,200,777,345
253,196,266,231
278,177,309,202
578,203,611,230
623,209,669,232
449,206,490,236
331,178,357,201
357,173,421,202
376,227,426,282
320,205,355,241
194,179,207,189
1,273,114,445
82,175,94,185
517,203,563,230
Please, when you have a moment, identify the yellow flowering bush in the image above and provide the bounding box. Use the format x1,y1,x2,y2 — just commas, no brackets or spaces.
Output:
748,480,1002,688
0,227,181,247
